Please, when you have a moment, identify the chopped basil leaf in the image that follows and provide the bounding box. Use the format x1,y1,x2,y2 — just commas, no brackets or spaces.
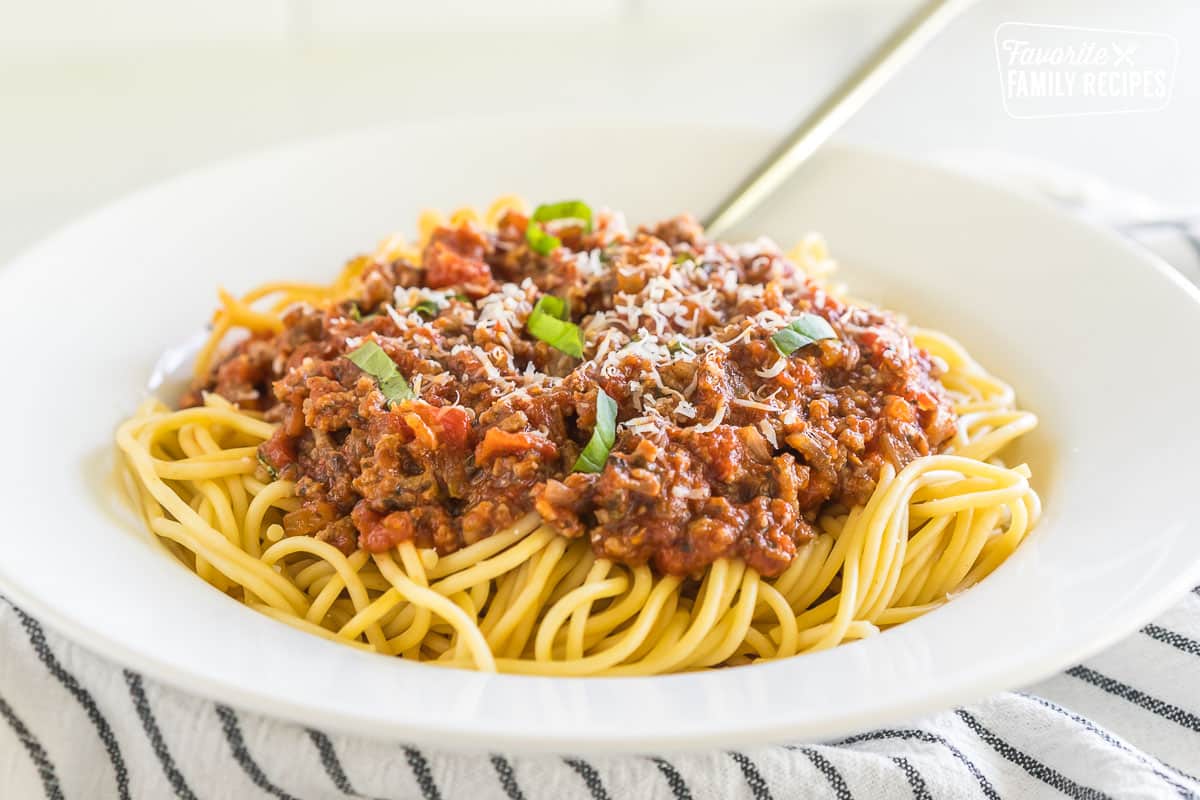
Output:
526,295,584,358
772,313,837,356
525,200,594,255
535,294,569,320
412,299,438,318
525,220,560,255
573,389,618,473
348,303,362,321
346,341,415,405
673,252,694,264
256,451,279,481
533,200,593,231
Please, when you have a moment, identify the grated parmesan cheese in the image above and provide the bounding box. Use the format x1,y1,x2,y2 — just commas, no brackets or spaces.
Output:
472,346,501,381
674,400,698,419
731,397,780,413
692,397,727,433
720,325,754,347
396,286,457,311
758,419,778,448
575,248,605,277
625,414,659,435
755,358,788,379
385,304,410,330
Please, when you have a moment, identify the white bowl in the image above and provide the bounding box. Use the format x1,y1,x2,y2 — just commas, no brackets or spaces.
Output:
2,120,1199,753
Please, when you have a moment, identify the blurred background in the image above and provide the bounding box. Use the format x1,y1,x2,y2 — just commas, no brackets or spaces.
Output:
2,0,1195,263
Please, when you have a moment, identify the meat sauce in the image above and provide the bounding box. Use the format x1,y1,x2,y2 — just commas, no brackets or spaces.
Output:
185,210,956,578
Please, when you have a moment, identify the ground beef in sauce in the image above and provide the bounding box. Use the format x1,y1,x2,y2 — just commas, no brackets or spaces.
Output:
185,209,957,578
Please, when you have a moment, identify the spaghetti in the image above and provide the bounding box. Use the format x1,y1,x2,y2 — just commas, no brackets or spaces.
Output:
117,198,1039,675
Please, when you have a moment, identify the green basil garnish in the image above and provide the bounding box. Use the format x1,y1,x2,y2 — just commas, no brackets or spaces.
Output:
526,295,584,358
347,303,362,321
346,341,415,405
525,200,593,255
771,313,837,356
257,451,279,481
573,389,618,473
411,299,439,318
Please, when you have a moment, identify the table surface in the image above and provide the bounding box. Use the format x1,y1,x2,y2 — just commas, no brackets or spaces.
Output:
1,0,1195,265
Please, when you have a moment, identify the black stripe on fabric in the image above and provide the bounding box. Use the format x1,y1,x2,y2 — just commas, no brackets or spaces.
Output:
490,755,526,800
1143,624,1200,658
785,747,851,800
1017,693,1200,798
649,757,693,800
833,728,1000,800
214,704,301,800
0,692,65,800
890,757,931,800
955,709,1111,800
308,730,356,796
728,751,774,800
1067,665,1200,734
308,729,391,800
11,605,130,800
123,671,197,800
563,758,611,800
403,746,442,800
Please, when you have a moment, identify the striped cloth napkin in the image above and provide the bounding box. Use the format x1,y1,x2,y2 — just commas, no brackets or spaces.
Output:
3,167,1200,800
